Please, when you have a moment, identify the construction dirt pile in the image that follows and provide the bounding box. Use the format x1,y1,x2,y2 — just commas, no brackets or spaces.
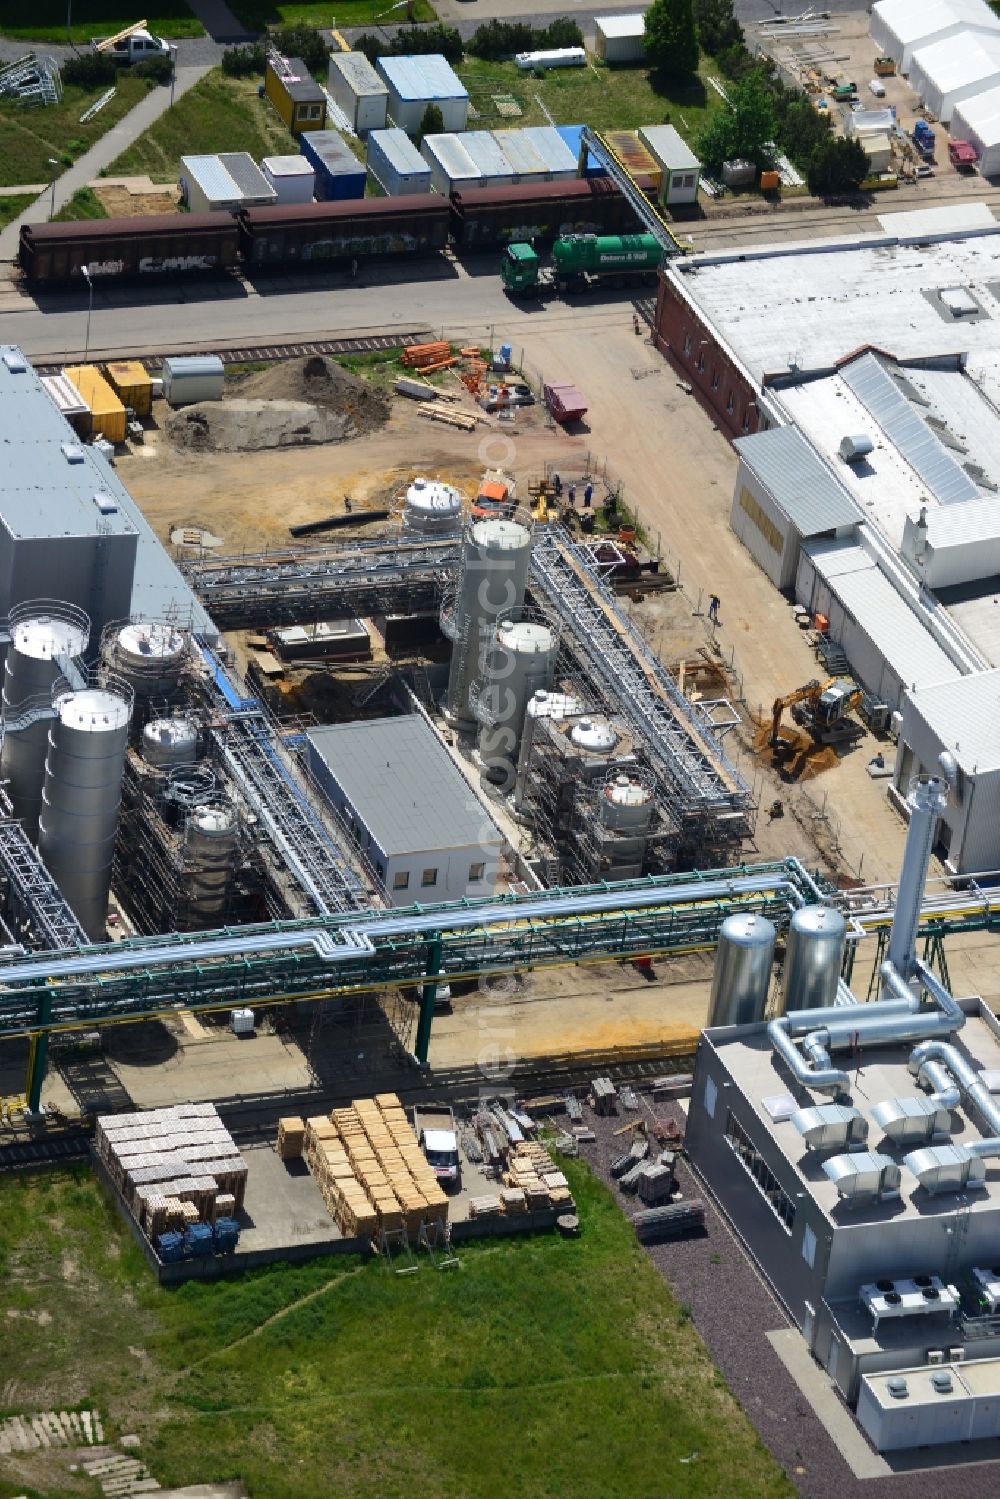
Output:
164,356,391,454
230,355,391,435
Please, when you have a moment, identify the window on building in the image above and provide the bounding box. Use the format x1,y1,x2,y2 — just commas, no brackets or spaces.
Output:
696,350,705,373
703,1076,718,1119
421,868,438,887
711,369,720,391
724,1109,796,1233
469,862,486,883
726,391,735,414
393,871,409,891
683,333,693,356
802,1224,817,1269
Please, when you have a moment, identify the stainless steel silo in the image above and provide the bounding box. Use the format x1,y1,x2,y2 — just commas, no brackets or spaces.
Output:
37,680,133,940
184,801,238,925
0,601,90,841
142,716,199,769
401,477,463,537
476,616,557,790
708,913,777,1027
442,516,531,729
781,905,848,1014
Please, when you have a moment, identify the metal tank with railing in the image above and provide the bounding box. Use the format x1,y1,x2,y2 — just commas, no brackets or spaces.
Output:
474,610,559,791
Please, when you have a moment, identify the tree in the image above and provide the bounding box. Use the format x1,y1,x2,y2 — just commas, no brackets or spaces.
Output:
417,103,445,145
644,0,699,79
807,135,869,197
695,68,776,175
694,0,742,56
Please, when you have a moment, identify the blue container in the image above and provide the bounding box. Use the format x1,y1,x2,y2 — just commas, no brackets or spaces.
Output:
556,125,607,178
213,1216,241,1253
157,1231,185,1263
185,1222,214,1258
299,129,366,202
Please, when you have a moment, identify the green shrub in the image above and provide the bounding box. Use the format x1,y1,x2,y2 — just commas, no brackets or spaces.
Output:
222,43,265,77
61,52,116,88
133,54,174,85
467,18,583,60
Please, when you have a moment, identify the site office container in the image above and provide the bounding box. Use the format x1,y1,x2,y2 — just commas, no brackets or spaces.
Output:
420,134,483,196
299,129,367,202
162,355,225,407
262,154,316,205
104,360,153,418
604,130,663,194
17,215,240,286
63,365,127,443
238,197,451,268
594,14,647,63
328,51,388,135
367,128,432,196
264,56,326,136
449,180,642,250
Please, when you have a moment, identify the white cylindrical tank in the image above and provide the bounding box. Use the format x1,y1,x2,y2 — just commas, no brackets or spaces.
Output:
443,516,531,728
105,621,187,706
0,601,90,841
781,905,848,1014
37,682,132,940
185,801,238,924
570,716,619,755
600,773,655,832
142,716,199,769
477,617,557,789
401,477,463,537
513,689,583,808
708,913,777,1027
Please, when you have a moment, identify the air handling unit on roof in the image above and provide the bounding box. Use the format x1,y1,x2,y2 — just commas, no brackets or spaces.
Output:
823,1151,902,1205
839,433,874,462
791,1103,868,1151
871,1095,952,1145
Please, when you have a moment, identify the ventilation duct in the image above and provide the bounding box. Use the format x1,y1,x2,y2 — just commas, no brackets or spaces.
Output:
791,1103,867,1151
870,1095,951,1146
902,1144,987,1197
823,1151,900,1205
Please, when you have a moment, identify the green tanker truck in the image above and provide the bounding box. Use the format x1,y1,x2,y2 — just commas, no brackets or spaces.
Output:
501,232,662,295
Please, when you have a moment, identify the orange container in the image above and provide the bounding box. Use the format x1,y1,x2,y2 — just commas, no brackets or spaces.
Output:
760,170,781,192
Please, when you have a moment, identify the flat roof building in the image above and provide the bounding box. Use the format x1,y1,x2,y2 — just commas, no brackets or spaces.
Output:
306,714,504,906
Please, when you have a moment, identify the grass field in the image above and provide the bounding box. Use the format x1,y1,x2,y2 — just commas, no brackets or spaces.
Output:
55,185,108,218
457,56,722,146
0,0,202,42
0,192,36,227
0,1162,791,1499
0,75,148,188
227,0,436,31
107,71,298,182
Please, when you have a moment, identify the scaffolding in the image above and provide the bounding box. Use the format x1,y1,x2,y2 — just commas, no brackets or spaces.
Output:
0,816,86,950
529,529,753,862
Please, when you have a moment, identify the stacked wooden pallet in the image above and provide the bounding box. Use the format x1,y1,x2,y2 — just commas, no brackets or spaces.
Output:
277,1116,306,1160
505,1142,574,1211
402,340,455,374
95,1104,248,1238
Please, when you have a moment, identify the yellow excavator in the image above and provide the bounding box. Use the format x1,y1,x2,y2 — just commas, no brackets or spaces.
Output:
770,677,863,752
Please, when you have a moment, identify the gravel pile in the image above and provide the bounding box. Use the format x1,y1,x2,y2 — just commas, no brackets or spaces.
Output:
230,355,391,435
578,1102,1000,1499
165,398,353,454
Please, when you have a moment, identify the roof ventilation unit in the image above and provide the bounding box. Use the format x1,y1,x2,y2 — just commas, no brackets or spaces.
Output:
791,1103,868,1152
870,1095,950,1146
823,1151,901,1205
970,1267,1000,1312
838,433,874,463
886,1377,909,1400
93,491,118,515
939,287,978,318
860,1276,960,1326
931,1371,953,1394
2,350,27,374
61,442,85,464
903,1144,987,1196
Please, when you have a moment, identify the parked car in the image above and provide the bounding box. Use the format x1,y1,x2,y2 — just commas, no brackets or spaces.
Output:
869,78,886,98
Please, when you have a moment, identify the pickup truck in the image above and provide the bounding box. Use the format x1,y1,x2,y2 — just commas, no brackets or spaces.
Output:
414,1105,461,1191
92,27,171,64
543,380,587,424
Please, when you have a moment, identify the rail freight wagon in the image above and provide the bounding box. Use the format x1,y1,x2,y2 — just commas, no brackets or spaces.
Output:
19,214,240,287
450,179,643,250
238,195,451,268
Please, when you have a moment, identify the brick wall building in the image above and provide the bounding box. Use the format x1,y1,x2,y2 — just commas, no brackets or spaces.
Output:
653,272,763,441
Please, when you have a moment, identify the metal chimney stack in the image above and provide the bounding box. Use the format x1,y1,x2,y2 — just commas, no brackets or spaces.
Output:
886,753,956,983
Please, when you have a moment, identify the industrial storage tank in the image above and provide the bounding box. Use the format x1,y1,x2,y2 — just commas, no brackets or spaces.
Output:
599,773,654,832
708,913,777,1027
401,477,463,537
104,621,187,710
37,680,132,940
570,716,619,755
142,716,199,769
781,905,848,1013
477,616,557,789
0,601,90,841
184,801,239,924
443,515,531,728
513,689,583,808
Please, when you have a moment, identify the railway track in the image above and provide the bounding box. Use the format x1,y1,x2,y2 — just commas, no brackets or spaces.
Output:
33,330,431,378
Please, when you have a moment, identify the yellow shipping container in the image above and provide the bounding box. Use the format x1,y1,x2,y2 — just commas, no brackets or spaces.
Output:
63,365,126,445
104,360,153,419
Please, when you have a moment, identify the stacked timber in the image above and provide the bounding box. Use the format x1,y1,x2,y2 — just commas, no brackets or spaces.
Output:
95,1104,248,1238
277,1116,306,1159
633,1201,705,1244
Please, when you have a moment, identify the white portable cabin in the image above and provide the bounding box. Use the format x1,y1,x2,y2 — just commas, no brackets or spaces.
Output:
261,154,316,205
327,51,388,134
514,48,586,71
161,356,225,408
909,31,1000,122
420,134,482,196
638,124,701,204
179,155,242,213
376,54,469,134
870,0,1000,73
460,131,516,186
594,15,647,64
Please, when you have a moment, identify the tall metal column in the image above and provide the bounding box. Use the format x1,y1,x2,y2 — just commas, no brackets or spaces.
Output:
26,986,53,1113
415,932,442,1065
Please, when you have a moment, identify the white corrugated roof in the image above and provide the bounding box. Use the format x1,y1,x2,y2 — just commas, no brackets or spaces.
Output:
907,669,1000,771
421,133,482,182
368,127,429,176
179,155,240,205
307,715,503,855
733,425,861,535
806,539,962,691
923,495,1000,545
873,0,1000,47
461,131,515,177
639,124,699,171
911,30,1000,94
